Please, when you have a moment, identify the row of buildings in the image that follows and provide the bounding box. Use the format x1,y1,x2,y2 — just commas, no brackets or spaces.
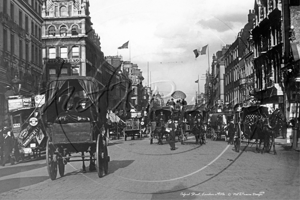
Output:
0,0,151,123
205,0,300,148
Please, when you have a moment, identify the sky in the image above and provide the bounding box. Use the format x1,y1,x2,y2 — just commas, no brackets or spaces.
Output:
89,0,255,104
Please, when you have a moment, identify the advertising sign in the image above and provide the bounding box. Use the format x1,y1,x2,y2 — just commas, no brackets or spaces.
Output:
8,97,33,111
34,95,45,107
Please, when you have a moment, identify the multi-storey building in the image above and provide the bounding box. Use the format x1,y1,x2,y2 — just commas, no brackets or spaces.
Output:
224,10,255,109
0,0,43,122
281,0,300,149
210,45,230,111
251,0,284,107
42,0,103,81
123,61,145,111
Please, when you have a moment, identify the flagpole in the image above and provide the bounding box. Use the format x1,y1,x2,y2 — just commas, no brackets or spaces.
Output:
198,74,199,99
207,44,210,74
129,41,131,62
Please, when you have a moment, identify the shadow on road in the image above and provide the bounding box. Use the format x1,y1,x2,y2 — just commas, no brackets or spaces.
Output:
0,163,46,178
0,176,49,194
108,160,134,174
151,183,199,200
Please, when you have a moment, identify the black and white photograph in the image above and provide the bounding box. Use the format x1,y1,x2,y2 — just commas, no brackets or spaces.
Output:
0,0,299,199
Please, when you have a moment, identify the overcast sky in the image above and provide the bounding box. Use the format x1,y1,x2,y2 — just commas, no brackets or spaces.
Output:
89,0,255,104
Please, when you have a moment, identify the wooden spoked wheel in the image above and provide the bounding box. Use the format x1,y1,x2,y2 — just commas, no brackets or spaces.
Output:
46,138,57,180
96,134,109,178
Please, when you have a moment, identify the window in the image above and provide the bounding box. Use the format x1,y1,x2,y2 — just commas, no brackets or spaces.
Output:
19,10,22,26
72,66,79,75
60,25,67,36
31,21,34,36
3,29,7,51
60,6,68,17
19,40,23,59
25,15,28,32
3,0,7,14
38,28,41,39
72,46,79,58
11,34,14,54
10,3,14,21
60,47,68,59
31,44,34,63
49,47,56,59
35,24,37,37
71,25,79,35
35,46,38,64
48,26,55,36
25,43,29,62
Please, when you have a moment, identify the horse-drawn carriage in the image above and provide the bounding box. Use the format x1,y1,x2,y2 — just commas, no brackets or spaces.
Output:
207,112,228,141
43,76,110,180
234,105,285,154
149,107,172,144
124,117,141,140
184,108,206,145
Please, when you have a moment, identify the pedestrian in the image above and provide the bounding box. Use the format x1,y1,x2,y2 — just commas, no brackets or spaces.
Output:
156,112,165,145
1,127,14,166
226,120,235,145
166,118,176,150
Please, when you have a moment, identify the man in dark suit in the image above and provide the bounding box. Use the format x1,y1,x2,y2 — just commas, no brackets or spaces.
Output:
167,118,176,150
1,127,14,166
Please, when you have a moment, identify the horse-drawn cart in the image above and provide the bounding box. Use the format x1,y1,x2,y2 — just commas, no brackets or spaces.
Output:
207,112,227,141
234,105,284,154
43,76,110,180
124,118,141,140
149,107,172,144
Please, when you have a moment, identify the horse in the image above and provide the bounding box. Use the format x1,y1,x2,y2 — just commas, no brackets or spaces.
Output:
242,107,285,154
191,116,206,145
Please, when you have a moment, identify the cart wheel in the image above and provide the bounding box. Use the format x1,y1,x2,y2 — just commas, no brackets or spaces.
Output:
58,158,65,177
46,138,57,180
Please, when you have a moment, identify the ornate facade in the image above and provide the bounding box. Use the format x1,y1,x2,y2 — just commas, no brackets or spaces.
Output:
0,0,43,122
41,0,103,82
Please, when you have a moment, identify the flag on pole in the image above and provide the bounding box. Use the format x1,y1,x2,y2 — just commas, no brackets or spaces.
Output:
193,49,199,58
195,79,199,83
200,45,208,55
118,41,129,49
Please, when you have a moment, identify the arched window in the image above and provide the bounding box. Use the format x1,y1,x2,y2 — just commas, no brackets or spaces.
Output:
71,25,78,35
60,6,68,17
60,25,67,36
48,26,56,36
